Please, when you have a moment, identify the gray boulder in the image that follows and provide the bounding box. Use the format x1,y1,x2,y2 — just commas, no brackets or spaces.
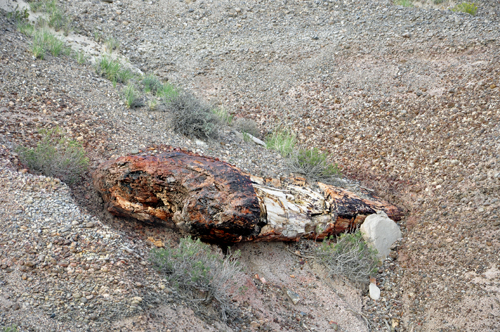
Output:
360,210,402,260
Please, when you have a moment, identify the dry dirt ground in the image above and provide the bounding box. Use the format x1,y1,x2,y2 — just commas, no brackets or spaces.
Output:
1,0,500,331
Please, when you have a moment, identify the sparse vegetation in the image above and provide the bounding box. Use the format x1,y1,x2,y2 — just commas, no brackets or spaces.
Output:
167,92,221,140
212,107,234,125
27,0,71,34
433,0,446,4
7,5,29,21
287,147,341,182
158,82,179,102
394,0,413,7
123,84,144,108
104,36,120,53
75,50,87,64
96,55,133,83
30,29,69,58
265,128,296,157
142,74,163,95
93,30,102,43
147,98,158,111
16,20,35,36
16,127,89,184
235,117,260,138
242,132,251,142
2,325,18,332
316,230,379,284
150,237,244,322
451,2,478,15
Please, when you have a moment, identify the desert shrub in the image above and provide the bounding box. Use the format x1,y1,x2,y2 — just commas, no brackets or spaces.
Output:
316,230,379,284
451,2,478,15
433,0,446,4
123,84,144,108
287,147,341,182
212,107,233,125
265,128,296,157
234,117,260,138
394,0,413,7
16,127,88,184
142,74,163,95
96,55,132,83
150,237,244,321
167,92,220,139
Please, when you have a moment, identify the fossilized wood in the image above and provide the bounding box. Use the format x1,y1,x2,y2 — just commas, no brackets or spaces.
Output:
93,148,402,243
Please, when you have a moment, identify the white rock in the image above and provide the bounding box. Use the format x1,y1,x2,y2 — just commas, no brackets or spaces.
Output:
247,133,266,146
369,282,380,300
360,210,402,259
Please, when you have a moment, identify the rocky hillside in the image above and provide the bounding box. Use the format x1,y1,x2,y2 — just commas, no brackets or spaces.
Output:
0,0,499,331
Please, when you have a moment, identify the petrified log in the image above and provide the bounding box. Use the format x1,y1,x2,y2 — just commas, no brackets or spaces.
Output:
93,147,402,243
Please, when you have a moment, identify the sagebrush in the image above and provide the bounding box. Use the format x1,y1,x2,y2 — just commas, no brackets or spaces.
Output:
167,92,220,139
16,127,88,184
316,230,378,284
150,237,244,322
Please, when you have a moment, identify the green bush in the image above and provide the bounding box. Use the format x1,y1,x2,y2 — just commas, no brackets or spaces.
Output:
150,237,244,322
2,325,18,332
287,147,341,182
168,92,221,140
316,230,379,284
16,127,88,184
96,55,132,83
265,128,296,157
451,2,478,15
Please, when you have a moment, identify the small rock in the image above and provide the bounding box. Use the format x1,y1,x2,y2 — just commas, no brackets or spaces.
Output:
369,282,380,300
286,289,300,304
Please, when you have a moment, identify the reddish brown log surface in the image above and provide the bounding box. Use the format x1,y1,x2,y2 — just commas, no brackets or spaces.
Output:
93,148,263,242
93,148,403,243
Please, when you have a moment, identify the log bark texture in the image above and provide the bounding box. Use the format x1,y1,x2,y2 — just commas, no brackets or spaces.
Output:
93,148,402,243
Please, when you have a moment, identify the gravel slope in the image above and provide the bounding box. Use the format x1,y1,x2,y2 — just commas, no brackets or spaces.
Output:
1,0,500,330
